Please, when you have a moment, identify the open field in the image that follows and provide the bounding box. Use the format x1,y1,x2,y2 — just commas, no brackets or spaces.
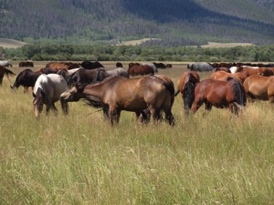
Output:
0,62,273,204
0,38,26,48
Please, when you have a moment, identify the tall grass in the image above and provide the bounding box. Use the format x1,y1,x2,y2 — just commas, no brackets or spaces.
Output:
0,65,273,204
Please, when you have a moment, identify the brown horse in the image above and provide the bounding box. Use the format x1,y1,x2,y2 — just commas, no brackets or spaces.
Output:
128,64,154,76
235,66,274,82
60,75,175,125
43,62,80,74
243,75,274,103
0,65,16,85
174,71,200,114
210,71,243,83
191,78,246,115
10,68,43,92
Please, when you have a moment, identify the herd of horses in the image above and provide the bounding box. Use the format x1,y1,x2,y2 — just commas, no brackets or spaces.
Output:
1,60,274,125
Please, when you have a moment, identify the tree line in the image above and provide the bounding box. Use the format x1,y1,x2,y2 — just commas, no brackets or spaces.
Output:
1,43,274,62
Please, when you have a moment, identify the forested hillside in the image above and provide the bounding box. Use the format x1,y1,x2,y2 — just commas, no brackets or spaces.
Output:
1,0,274,46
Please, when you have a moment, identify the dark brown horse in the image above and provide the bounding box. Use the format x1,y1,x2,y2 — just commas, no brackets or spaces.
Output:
60,75,175,125
0,65,16,85
174,71,200,114
243,75,274,103
191,78,246,115
10,68,43,92
128,64,154,76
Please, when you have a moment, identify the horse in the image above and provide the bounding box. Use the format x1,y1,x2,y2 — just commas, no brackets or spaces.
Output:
10,68,43,92
191,78,246,115
100,67,129,79
60,75,175,125
174,71,200,114
187,62,214,72
19,61,34,67
80,61,104,69
43,62,80,74
0,65,16,85
210,71,243,83
0,60,12,67
67,68,106,89
243,75,274,103
57,67,82,86
128,64,154,76
33,74,69,118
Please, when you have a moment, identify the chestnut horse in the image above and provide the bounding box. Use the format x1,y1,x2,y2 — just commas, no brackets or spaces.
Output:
128,64,154,76
60,75,175,125
0,65,16,85
243,75,274,103
43,62,80,74
210,71,243,83
33,74,68,118
191,78,246,115
174,71,200,114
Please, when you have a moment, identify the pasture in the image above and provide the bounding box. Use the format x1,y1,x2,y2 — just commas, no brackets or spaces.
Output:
0,62,273,204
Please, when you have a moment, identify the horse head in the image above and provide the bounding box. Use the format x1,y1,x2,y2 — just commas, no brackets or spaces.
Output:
33,88,44,118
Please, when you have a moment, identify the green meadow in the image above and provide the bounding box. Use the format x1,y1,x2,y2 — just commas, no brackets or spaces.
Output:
0,63,273,204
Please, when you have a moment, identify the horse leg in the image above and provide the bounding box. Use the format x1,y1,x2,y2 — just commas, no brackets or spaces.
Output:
191,99,203,114
60,99,69,115
149,107,161,123
109,107,120,125
229,103,239,115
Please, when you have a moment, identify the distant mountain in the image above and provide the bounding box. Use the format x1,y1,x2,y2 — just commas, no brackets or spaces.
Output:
0,0,274,46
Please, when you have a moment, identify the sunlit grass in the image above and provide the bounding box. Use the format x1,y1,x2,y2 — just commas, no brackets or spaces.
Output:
0,65,273,204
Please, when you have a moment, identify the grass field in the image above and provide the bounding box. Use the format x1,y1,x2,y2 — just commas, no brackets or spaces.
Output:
0,62,273,204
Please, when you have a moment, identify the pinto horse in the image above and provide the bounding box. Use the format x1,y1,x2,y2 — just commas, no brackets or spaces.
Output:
33,74,69,118
10,68,43,92
191,78,246,115
174,71,200,114
0,60,12,67
0,65,15,85
243,75,274,103
60,75,175,125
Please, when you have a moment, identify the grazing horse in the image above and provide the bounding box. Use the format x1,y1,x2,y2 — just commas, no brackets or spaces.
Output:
174,71,200,114
60,75,175,125
43,62,80,74
57,68,82,86
33,74,69,118
10,69,43,92
0,60,12,67
243,75,274,103
19,61,34,67
191,78,246,115
100,67,129,79
128,64,154,76
187,62,214,72
0,65,16,85
80,61,104,69
210,71,243,83
68,68,106,89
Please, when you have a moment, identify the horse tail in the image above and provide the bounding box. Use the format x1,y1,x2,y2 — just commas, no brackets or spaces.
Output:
3,68,16,84
183,75,197,112
228,77,247,107
174,89,180,97
163,81,175,96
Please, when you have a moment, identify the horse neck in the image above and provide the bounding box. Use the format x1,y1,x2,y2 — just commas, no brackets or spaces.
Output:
83,83,105,101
